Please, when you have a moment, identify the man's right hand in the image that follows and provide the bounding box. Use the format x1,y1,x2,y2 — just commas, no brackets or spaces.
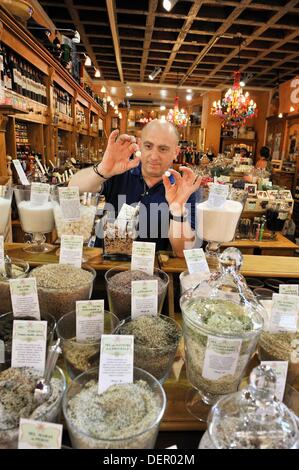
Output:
97,129,140,179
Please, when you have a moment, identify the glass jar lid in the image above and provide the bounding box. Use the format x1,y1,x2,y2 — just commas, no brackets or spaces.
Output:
208,365,299,449
180,248,264,337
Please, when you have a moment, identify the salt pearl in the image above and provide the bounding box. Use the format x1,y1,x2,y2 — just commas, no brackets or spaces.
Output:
165,171,171,177
135,150,141,158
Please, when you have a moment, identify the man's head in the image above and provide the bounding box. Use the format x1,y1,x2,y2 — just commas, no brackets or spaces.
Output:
139,119,180,178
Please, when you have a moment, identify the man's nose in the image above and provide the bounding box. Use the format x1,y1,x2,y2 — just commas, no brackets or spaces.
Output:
150,147,160,160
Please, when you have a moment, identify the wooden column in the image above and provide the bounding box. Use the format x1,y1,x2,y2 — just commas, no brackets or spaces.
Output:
201,90,222,154
0,115,9,178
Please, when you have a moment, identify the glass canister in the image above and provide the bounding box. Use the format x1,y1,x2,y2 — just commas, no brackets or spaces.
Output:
199,365,299,449
180,248,264,421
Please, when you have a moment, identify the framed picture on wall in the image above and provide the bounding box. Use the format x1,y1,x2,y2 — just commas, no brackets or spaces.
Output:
111,117,119,130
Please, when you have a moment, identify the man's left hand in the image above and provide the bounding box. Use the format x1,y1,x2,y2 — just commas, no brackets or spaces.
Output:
162,166,202,214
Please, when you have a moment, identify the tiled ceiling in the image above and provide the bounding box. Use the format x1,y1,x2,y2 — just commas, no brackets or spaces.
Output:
30,0,299,90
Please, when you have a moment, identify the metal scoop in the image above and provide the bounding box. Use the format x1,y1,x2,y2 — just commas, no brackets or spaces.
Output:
34,339,62,404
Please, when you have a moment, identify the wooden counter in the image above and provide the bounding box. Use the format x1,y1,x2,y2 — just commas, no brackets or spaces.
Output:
221,232,298,256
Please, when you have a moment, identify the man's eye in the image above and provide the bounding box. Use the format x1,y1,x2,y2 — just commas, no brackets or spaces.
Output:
144,144,151,149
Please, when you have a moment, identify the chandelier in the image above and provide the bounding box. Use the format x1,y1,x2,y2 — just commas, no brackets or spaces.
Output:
211,71,258,127
167,96,188,128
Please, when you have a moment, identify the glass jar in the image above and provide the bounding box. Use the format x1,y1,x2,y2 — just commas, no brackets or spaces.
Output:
199,365,299,449
180,248,264,421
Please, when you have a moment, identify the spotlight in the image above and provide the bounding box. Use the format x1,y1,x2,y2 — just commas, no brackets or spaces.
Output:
240,80,245,87
160,105,166,111
84,55,91,66
94,69,101,78
163,0,178,12
125,86,133,97
278,113,283,118
186,88,192,93
73,30,81,43
148,67,162,81
101,85,106,93
186,94,192,101
290,106,295,112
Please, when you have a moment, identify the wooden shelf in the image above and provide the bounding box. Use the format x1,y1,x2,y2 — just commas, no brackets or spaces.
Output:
0,104,28,115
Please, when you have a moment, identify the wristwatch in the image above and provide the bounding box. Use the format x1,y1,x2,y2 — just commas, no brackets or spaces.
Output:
169,209,189,223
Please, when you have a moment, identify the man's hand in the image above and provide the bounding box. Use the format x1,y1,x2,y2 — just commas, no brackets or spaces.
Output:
97,129,140,178
162,166,202,214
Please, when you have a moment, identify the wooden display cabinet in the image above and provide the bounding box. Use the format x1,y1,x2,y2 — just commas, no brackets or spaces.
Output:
0,6,106,178
220,137,256,157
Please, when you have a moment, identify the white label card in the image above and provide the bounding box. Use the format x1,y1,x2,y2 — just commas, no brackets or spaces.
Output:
9,278,40,320
98,335,134,394
183,248,210,274
0,235,4,272
131,280,158,319
59,234,83,268
76,300,104,342
279,284,299,296
117,203,138,221
269,293,299,333
131,241,156,275
11,320,47,373
202,336,242,381
12,160,30,186
208,183,229,208
18,419,63,449
58,187,81,221
0,340,4,364
30,183,50,206
260,361,288,401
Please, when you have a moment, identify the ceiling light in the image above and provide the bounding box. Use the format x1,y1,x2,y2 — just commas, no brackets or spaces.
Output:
73,30,80,43
118,112,122,119
160,105,166,111
107,96,111,102
240,80,245,87
290,106,295,112
186,94,192,101
94,68,101,78
110,100,115,107
148,67,162,81
125,86,133,97
163,0,178,12
84,55,91,66
160,89,167,97
278,112,283,118
100,85,106,93
186,88,192,93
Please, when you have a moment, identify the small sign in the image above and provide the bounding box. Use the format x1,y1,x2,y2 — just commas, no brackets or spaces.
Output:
98,335,134,394
269,293,299,333
260,361,288,401
58,187,81,221
59,234,83,268
202,336,242,381
279,284,299,296
131,241,156,275
9,278,40,320
12,160,30,186
0,235,4,272
208,183,229,208
18,419,63,449
76,300,104,342
131,280,158,319
11,320,47,373
30,182,50,206
183,248,210,274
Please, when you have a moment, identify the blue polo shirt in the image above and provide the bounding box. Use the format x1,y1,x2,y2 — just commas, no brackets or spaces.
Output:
96,163,197,251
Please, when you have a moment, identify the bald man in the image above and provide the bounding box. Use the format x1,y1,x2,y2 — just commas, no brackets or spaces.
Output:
69,119,201,256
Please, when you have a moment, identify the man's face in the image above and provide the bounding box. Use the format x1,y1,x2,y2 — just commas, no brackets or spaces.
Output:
140,125,180,178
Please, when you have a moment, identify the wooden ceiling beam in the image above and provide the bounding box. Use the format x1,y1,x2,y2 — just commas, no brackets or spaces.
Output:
248,51,299,83
179,0,253,86
63,0,104,79
106,0,124,83
197,0,299,87
159,0,205,83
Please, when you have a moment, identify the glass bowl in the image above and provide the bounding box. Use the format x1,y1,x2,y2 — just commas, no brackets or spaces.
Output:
0,258,29,314
0,311,56,372
56,310,120,379
63,367,166,449
29,264,96,321
0,366,66,449
105,267,169,321
115,314,182,383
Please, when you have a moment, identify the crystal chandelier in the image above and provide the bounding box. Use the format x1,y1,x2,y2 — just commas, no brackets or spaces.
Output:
211,71,258,127
167,96,188,128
